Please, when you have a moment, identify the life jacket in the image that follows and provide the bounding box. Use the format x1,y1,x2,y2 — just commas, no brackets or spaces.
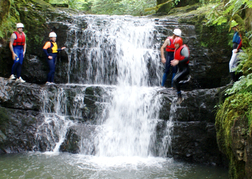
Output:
13,31,25,46
46,41,58,54
174,44,190,64
165,37,175,52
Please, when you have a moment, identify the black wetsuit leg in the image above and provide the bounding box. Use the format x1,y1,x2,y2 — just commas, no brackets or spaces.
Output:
173,65,190,93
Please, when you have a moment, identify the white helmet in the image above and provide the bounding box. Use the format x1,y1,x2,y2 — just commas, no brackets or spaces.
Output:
173,28,182,37
16,23,24,28
49,32,57,38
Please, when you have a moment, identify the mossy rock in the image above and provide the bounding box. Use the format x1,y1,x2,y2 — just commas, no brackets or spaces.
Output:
216,93,252,178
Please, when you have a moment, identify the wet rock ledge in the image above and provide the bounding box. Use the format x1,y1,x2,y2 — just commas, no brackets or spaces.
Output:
0,77,227,166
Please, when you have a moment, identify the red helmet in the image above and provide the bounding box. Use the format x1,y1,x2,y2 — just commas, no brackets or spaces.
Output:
174,37,183,47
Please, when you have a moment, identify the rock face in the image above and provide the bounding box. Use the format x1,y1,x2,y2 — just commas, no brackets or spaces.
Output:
0,77,227,166
155,88,227,166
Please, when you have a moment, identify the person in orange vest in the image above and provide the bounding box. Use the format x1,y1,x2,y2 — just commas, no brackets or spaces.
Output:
9,23,26,82
43,32,66,85
160,28,181,88
171,37,190,104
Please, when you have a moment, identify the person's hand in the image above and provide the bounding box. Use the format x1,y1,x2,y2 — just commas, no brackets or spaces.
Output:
171,59,179,66
23,51,25,57
61,47,66,50
48,56,53,60
161,57,166,64
233,49,238,53
12,52,17,60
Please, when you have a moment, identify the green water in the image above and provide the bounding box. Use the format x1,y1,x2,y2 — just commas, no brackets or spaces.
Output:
0,153,228,179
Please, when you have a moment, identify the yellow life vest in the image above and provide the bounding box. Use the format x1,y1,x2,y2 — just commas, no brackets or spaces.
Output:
51,42,58,53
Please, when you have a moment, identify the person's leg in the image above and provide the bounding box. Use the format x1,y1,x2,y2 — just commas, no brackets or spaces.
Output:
11,47,20,76
161,73,168,86
11,61,19,76
171,65,177,87
47,58,54,82
173,67,189,99
229,49,238,82
50,54,57,83
161,52,171,86
167,52,176,88
16,63,22,78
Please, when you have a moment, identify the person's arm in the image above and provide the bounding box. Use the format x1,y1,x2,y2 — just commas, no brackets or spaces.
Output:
236,34,242,51
23,34,26,56
178,47,189,64
160,38,170,64
9,33,17,60
43,42,52,59
57,47,66,51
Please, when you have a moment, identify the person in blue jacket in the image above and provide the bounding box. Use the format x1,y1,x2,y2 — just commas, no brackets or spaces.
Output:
229,20,242,83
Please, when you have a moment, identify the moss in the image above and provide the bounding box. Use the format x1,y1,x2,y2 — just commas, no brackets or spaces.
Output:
176,4,230,49
242,51,252,76
216,93,252,178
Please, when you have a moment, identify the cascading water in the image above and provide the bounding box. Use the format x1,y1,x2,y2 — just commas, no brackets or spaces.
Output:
68,15,166,157
64,15,163,86
36,15,175,157
35,88,75,153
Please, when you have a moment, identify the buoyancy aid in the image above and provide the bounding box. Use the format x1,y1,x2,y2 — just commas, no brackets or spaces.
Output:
47,41,58,54
174,44,190,64
13,31,25,46
165,37,175,52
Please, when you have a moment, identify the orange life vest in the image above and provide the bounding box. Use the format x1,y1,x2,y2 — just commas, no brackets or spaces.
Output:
13,31,25,46
165,37,175,52
174,44,190,64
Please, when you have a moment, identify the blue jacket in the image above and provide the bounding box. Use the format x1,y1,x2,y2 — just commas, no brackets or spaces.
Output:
232,31,241,44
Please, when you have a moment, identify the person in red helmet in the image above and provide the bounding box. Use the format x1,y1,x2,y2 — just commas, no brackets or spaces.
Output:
170,37,190,104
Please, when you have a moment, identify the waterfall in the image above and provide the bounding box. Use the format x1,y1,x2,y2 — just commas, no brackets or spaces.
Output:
71,15,164,157
35,88,75,153
36,15,177,157
64,15,163,85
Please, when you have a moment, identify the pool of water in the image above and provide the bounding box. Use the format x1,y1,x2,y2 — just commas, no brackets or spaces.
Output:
0,153,228,179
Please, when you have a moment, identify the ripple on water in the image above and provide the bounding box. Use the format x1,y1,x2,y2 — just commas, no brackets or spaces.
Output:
0,153,228,179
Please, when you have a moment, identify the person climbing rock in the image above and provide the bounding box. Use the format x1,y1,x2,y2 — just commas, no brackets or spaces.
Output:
160,28,182,88
229,20,242,83
9,23,26,83
170,37,190,104
43,32,66,85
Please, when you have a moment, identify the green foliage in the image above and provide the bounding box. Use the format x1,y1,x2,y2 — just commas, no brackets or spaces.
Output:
48,0,156,15
145,0,172,12
206,0,252,27
207,1,252,177
215,93,251,178
90,0,156,15
225,45,252,95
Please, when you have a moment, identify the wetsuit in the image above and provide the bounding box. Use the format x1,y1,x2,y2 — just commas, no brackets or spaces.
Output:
172,45,190,98
43,41,62,83
11,31,26,78
161,37,177,87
